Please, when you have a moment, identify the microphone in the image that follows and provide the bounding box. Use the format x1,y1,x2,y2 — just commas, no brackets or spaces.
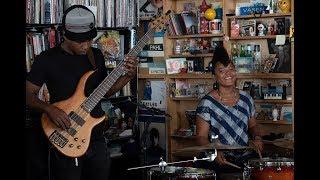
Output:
103,96,171,118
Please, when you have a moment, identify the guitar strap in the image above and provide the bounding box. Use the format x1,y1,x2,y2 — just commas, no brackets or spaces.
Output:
87,48,97,70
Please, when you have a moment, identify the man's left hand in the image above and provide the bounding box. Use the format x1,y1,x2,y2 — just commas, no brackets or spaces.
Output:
124,56,138,77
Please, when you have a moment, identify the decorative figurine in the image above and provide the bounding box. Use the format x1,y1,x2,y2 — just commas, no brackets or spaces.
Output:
272,107,279,121
257,23,266,36
278,0,291,13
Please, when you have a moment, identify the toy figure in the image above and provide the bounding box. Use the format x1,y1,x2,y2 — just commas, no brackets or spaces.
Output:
257,23,266,36
189,39,198,54
200,39,210,53
249,26,255,36
278,0,291,13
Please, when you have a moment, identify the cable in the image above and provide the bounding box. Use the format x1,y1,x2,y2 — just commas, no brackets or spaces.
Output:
48,145,53,180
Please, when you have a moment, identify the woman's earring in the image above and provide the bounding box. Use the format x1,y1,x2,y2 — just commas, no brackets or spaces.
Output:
213,81,219,90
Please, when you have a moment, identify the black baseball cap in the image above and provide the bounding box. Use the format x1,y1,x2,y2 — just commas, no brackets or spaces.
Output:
62,5,97,42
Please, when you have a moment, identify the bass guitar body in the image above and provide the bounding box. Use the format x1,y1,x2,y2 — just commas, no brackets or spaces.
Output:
41,71,105,157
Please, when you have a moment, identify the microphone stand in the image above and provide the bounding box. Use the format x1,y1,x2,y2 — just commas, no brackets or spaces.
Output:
128,97,172,180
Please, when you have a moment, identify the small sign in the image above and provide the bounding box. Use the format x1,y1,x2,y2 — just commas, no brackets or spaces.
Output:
275,35,286,45
149,67,166,74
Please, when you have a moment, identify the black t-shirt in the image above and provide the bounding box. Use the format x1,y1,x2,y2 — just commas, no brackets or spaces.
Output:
27,46,108,139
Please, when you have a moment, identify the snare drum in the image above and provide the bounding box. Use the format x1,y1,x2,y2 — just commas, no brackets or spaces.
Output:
148,166,216,180
244,157,294,180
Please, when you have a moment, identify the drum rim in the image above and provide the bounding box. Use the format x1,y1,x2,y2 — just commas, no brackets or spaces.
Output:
149,166,215,176
248,157,294,167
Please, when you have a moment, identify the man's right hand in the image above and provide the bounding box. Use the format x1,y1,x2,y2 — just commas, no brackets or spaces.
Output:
215,151,227,165
45,105,71,130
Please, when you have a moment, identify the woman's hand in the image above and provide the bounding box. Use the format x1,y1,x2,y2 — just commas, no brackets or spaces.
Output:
215,151,227,165
251,136,264,154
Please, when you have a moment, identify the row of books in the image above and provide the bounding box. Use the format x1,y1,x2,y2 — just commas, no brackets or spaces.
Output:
68,0,138,28
26,27,62,72
26,0,138,28
26,0,64,24
167,11,198,36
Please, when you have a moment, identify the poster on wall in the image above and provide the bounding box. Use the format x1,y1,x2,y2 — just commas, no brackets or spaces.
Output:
141,80,166,110
267,39,291,73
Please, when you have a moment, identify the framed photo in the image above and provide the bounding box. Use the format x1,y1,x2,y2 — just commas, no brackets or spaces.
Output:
239,19,256,37
165,58,187,74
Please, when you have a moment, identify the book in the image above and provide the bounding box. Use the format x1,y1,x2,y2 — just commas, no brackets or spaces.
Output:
141,80,166,110
96,30,121,59
175,79,191,97
230,19,240,38
280,106,292,123
180,12,197,35
267,39,291,73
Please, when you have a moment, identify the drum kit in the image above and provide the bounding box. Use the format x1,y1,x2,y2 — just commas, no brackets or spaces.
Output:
127,136,294,180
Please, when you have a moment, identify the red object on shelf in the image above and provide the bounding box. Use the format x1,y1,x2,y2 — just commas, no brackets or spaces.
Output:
199,0,211,34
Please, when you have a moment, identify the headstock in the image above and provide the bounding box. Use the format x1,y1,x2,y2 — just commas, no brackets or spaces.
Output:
149,10,171,32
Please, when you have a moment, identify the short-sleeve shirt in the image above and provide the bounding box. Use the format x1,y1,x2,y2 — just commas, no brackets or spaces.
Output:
26,46,108,138
196,90,255,146
27,46,107,104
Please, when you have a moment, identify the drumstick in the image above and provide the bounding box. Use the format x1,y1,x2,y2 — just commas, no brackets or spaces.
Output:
225,161,241,169
257,148,263,161
249,141,263,161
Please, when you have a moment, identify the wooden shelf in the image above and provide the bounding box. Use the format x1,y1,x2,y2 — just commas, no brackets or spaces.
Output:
167,73,213,79
227,13,291,19
138,73,214,79
230,35,289,40
171,135,196,139
167,33,224,39
172,97,199,101
139,17,153,21
257,120,292,125
237,73,293,79
254,99,292,104
169,53,213,58
138,74,165,79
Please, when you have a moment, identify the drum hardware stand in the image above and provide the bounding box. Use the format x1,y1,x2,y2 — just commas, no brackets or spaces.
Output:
243,163,252,180
127,149,218,171
128,135,219,171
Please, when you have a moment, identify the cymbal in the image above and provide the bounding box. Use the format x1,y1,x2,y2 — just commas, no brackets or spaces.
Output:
174,143,251,153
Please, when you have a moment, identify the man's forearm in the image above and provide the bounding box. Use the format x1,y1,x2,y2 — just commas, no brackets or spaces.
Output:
105,75,133,98
26,93,51,114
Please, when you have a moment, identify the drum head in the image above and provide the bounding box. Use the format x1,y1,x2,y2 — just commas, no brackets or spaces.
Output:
150,166,183,174
176,167,215,178
149,166,215,179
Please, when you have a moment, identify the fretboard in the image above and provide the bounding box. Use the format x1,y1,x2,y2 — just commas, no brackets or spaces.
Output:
81,28,156,112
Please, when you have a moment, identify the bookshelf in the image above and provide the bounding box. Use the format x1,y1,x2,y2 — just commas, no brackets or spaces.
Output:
169,53,214,58
236,73,293,79
167,33,224,39
137,0,294,161
226,13,291,19
224,0,294,141
159,0,226,161
229,35,289,40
